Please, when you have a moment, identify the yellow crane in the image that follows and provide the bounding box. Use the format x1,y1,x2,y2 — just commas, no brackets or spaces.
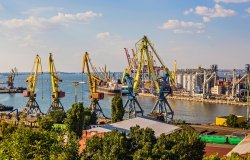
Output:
82,52,105,117
172,60,177,87
23,55,43,115
47,53,65,113
122,36,174,121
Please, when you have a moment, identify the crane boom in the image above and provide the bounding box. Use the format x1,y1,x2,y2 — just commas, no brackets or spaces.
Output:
25,55,43,97
82,52,94,94
124,48,131,65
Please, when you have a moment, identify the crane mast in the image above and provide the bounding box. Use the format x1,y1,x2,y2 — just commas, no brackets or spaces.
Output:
22,54,43,116
47,53,65,113
82,52,106,117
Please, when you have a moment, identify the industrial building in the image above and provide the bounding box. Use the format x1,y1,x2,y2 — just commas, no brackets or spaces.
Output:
174,64,250,102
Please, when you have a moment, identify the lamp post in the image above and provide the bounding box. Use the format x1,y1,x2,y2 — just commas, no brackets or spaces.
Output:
73,81,86,103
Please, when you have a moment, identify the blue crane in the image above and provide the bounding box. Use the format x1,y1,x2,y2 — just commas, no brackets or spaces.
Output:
121,73,143,118
150,73,174,123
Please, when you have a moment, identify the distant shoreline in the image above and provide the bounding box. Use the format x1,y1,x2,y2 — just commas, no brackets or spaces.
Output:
138,93,249,106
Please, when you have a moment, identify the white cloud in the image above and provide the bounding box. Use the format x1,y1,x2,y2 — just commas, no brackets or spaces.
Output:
159,19,204,30
215,0,250,3
0,11,102,30
203,16,211,22
173,29,193,34
246,7,250,14
195,4,236,22
183,8,193,15
22,7,63,15
0,11,102,48
159,20,204,34
96,32,110,39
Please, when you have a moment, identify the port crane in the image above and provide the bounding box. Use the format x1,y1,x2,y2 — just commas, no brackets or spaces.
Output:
7,67,17,89
82,52,106,117
231,64,250,99
202,64,218,98
172,60,177,86
122,35,174,121
47,53,65,113
23,55,43,115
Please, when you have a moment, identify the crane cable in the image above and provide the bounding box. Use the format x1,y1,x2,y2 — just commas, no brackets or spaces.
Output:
41,73,44,99
81,73,84,102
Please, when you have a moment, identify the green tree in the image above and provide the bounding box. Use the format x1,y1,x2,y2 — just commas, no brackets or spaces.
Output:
203,153,220,160
152,125,205,160
226,114,238,128
82,125,205,160
64,102,85,138
83,130,129,160
48,110,66,124
0,121,17,138
63,132,80,160
83,107,97,128
203,153,250,160
111,95,124,123
38,116,54,131
0,127,64,159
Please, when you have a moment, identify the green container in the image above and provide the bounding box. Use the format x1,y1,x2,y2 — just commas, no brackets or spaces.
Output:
228,137,243,145
200,135,227,144
53,124,66,129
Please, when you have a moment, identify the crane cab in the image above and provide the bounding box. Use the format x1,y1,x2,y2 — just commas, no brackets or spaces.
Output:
58,91,65,98
91,92,104,100
52,91,65,98
23,90,36,97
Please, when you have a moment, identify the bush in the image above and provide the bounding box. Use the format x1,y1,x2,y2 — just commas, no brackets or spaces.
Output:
38,117,54,131
0,122,17,138
48,110,66,124
226,114,238,128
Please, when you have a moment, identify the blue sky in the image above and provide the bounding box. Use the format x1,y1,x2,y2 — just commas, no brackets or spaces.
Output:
0,0,249,72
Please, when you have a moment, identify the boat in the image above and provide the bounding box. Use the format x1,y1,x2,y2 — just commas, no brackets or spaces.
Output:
0,103,13,111
0,87,27,94
97,79,123,95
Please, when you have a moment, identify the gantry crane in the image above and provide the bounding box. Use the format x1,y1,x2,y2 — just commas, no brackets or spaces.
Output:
82,52,106,117
121,73,143,118
7,67,17,89
122,35,174,121
23,55,43,115
47,53,65,113
231,64,250,98
202,64,218,98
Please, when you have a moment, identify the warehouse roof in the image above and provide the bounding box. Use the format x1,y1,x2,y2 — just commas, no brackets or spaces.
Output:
88,116,181,137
